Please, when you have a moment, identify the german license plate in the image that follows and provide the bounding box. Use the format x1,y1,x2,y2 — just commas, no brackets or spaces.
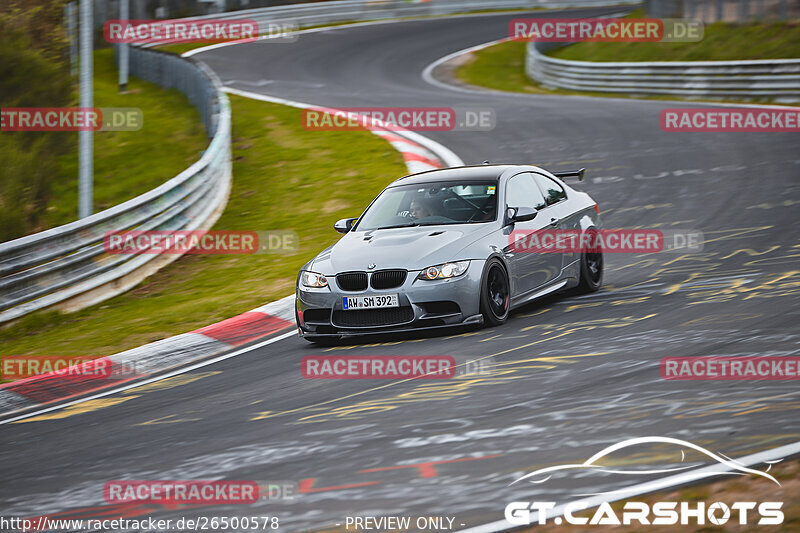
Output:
343,294,399,310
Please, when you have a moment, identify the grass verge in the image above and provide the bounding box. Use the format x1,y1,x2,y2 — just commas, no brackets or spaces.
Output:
455,18,800,105
550,20,800,62
45,48,207,228
453,40,631,101
0,94,406,359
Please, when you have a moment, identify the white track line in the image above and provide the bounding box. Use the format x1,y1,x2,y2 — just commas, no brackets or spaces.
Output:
1,86,466,425
422,38,511,94
417,26,800,533
181,8,593,58
422,36,800,111
0,330,296,425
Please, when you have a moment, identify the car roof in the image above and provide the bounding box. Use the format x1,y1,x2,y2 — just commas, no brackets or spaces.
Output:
388,164,517,187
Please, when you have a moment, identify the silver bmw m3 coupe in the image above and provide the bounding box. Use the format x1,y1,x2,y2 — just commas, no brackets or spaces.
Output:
295,164,601,343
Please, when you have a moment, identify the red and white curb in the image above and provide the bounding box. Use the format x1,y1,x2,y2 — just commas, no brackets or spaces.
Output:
0,89,464,419
0,296,295,416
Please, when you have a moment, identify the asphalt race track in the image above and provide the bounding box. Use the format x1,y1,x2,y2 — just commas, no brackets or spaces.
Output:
2,7,799,532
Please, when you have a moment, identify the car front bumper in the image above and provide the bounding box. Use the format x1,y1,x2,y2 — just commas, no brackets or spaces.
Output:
295,260,485,337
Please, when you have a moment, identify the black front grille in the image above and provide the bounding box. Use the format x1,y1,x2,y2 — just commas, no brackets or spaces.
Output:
370,269,407,290
336,272,368,291
332,306,414,328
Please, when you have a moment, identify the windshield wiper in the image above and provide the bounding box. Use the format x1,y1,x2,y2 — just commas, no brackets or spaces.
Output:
415,221,456,227
374,222,419,230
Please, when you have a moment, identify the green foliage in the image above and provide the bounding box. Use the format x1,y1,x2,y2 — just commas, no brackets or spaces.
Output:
456,18,800,103
0,12,73,240
0,2,206,241
0,97,407,356
550,21,800,62
0,136,62,241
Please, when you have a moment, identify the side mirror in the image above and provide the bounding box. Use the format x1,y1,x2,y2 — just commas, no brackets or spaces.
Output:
334,217,357,234
506,206,537,225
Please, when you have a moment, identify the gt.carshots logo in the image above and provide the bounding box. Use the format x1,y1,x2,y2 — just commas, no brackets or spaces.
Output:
505,500,783,526
504,437,784,526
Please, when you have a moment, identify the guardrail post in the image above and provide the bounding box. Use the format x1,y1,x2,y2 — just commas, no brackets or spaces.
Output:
119,0,129,92
79,0,93,219
65,2,77,77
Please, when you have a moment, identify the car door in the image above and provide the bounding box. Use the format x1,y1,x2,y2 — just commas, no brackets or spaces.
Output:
533,172,571,276
503,172,563,296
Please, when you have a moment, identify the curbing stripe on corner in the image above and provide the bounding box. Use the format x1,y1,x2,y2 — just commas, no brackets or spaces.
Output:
0,300,296,416
0,80,464,418
219,86,463,172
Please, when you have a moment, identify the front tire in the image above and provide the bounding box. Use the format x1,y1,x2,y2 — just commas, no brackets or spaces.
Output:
480,259,510,326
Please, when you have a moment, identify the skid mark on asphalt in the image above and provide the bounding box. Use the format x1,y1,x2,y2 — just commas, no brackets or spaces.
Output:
591,242,799,305
12,372,222,423
249,310,663,425
516,307,551,318
22,455,502,525
251,349,612,424
122,372,222,394
322,329,492,351
16,396,141,423
137,413,203,425
495,433,800,479
255,243,795,425
520,314,655,332
679,313,763,327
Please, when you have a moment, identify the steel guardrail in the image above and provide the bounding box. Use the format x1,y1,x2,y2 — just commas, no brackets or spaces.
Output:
0,0,638,323
0,48,232,323
526,42,800,98
176,0,641,32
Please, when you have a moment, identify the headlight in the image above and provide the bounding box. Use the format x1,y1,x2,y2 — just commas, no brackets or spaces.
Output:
418,261,470,280
301,271,328,288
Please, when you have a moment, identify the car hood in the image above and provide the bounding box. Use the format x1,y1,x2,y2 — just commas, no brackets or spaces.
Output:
311,225,492,274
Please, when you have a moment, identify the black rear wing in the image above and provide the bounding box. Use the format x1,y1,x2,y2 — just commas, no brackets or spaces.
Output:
552,168,586,181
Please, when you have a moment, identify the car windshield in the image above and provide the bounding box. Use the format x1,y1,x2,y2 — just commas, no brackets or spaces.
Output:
354,181,498,231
